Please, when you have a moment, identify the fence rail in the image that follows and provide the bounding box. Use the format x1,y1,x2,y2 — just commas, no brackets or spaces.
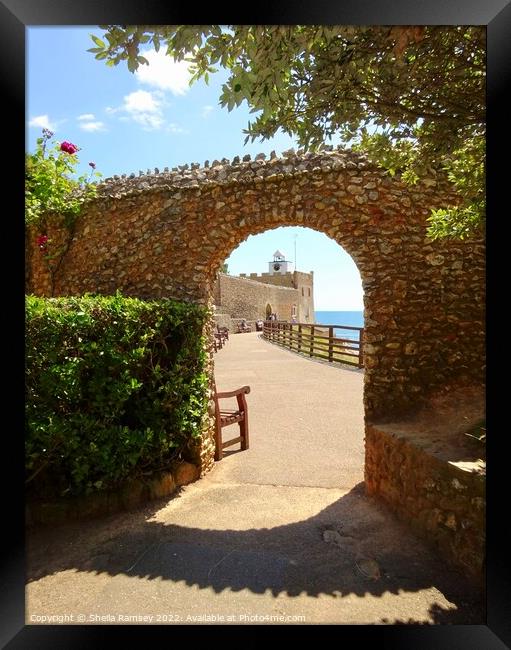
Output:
262,320,364,368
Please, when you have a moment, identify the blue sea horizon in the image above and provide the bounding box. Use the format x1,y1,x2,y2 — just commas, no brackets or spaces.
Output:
314,310,364,339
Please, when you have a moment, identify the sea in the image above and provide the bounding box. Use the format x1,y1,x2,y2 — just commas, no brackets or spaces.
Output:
314,310,364,340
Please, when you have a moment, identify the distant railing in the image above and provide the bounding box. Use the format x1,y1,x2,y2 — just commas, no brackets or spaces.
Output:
263,320,364,368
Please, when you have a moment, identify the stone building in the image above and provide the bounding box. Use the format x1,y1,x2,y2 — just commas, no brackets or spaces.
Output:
213,250,315,328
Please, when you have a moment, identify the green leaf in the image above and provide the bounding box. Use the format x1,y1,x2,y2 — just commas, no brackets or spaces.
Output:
90,34,106,49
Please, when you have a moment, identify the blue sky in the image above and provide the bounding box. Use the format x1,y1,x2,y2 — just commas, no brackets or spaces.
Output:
27,26,363,310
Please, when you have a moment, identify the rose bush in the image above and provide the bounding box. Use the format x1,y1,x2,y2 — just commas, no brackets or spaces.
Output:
25,128,101,227
26,129,102,294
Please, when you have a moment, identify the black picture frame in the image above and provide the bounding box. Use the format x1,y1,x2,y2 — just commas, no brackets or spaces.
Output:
4,1,508,647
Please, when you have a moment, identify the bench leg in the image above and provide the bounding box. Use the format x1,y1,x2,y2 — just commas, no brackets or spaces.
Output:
239,417,249,451
214,424,223,461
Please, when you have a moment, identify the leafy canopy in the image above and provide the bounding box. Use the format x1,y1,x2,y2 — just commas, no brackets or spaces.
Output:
90,25,485,239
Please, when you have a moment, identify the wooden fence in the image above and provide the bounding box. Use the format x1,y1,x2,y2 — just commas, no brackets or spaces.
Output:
263,320,364,368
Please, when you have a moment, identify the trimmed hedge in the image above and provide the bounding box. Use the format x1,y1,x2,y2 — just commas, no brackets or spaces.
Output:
26,294,209,499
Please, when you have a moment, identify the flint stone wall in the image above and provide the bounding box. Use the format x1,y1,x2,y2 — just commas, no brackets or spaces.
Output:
26,146,485,437
365,424,485,582
213,312,234,332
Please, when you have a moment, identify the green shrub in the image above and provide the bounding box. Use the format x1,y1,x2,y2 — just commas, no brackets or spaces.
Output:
26,293,209,499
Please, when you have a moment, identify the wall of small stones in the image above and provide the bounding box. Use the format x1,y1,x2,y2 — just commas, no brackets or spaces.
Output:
26,460,200,526
213,311,234,332
365,425,485,583
26,146,485,467
214,272,300,322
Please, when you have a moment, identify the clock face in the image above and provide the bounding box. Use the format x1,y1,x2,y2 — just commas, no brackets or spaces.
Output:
273,263,281,271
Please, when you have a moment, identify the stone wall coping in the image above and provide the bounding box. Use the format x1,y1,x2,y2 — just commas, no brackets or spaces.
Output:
218,272,297,292
239,271,313,280
448,459,486,476
76,146,443,203
367,423,486,481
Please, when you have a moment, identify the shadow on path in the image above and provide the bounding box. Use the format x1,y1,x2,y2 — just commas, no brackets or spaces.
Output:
27,483,484,624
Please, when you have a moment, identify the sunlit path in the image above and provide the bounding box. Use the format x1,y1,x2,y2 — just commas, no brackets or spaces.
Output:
212,331,364,489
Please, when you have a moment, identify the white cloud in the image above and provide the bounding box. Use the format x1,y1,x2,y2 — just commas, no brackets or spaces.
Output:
167,123,188,135
78,113,95,121
135,48,193,95
133,112,164,130
124,89,161,114
28,114,55,130
107,90,165,131
79,120,106,132
201,105,214,118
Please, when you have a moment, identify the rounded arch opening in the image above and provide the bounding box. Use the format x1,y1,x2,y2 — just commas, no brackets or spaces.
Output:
212,225,366,487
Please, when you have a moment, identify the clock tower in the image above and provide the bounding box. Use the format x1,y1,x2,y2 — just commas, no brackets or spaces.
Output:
269,250,291,275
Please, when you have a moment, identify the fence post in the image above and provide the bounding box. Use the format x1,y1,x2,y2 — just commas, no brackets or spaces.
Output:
310,325,315,357
328,326,334,362
358,328,364,368
298,324,302,353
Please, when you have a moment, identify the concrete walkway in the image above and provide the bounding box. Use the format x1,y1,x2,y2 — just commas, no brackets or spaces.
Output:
26,333,483,625
212,331,364,488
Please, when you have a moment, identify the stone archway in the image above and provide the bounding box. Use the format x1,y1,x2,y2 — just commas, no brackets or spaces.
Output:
26,147,485,473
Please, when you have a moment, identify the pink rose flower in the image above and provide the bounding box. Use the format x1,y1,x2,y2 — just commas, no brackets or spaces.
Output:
36,235,49,250
60,141,78,155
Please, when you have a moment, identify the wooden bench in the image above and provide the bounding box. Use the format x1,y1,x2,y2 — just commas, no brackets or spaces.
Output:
237,321,252,333
212,326,229,353
217,325,229,341
216,326,229,346
214,331,224,349
214,385,250,460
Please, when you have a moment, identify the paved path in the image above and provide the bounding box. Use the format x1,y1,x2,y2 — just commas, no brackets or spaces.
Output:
212,331,364,488
26,333,483,625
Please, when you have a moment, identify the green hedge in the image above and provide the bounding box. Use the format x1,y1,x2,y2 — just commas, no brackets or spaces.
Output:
26,294,209,499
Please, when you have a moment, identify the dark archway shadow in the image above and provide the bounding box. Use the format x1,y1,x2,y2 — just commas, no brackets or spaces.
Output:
26,482,484,624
